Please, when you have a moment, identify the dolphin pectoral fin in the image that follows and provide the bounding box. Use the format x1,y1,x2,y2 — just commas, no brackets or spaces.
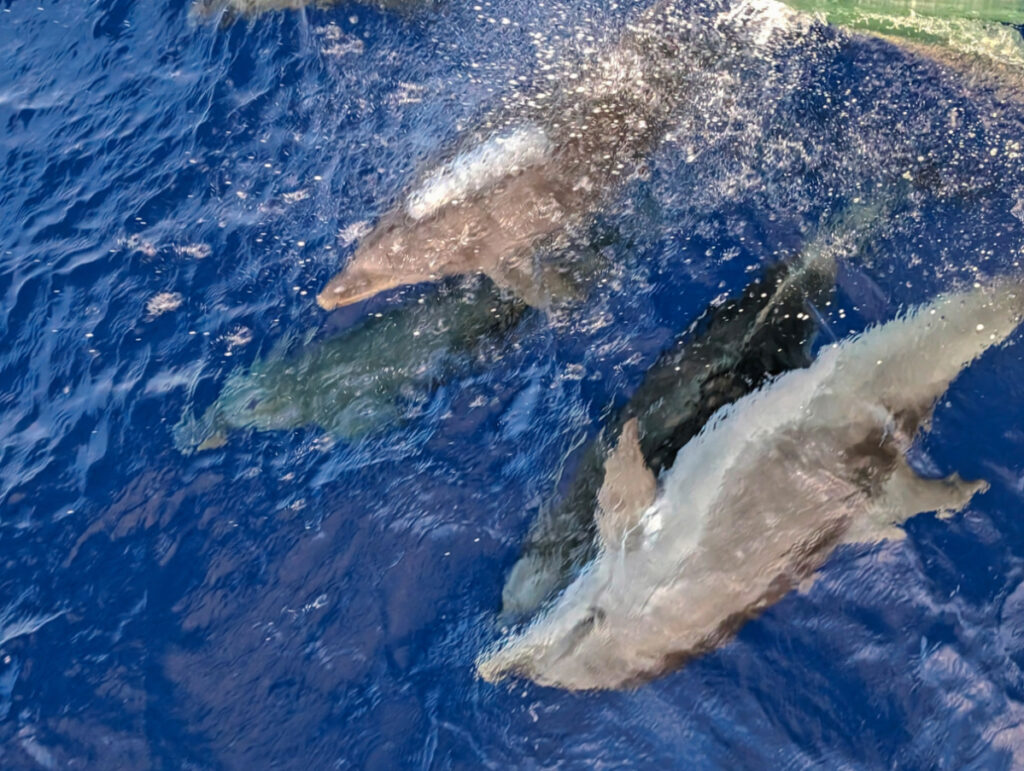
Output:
886,466,989,522
797,573,823,595
596,418,657,549
845,462,989,545
501,552,562,620
483,245,603,309
173,407,227,455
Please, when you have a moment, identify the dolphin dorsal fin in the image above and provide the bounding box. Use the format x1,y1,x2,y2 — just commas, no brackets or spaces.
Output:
597,418,657,549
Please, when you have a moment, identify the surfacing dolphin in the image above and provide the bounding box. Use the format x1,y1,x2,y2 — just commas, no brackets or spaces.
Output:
500,199,891,618
478,275,1024,690
173,278,525,453
499,221,849,617
315,0,810,311
317,0,1020,312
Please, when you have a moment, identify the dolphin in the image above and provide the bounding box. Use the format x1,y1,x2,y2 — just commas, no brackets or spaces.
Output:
173,278,525,453
315,92,674,310
478,275,1024,690
315,0,802,310
316,0,1020,312
500,201,883,618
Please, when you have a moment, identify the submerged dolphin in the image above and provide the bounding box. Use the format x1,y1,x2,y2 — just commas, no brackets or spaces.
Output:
173,279,525,452
500,202,883,618
478,275,1024,690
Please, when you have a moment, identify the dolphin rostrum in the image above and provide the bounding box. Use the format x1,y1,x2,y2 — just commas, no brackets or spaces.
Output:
500,201,883,618
478,275,1023,690
173,278,525,452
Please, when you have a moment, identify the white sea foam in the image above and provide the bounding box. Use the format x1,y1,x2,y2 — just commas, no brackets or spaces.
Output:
719,0,803,47
146,292,183,317
405,125,552,221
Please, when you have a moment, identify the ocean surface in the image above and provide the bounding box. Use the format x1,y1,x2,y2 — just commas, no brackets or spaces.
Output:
4,0,1024,766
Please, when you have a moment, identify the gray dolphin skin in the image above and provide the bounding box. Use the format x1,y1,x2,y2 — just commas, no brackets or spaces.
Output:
478,276,1024,690
500,251,834,617
315,0,808,311
500,204,879,618
173,279,524,453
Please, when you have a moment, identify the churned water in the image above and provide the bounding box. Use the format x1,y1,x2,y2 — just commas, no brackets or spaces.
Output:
4,0,1024,766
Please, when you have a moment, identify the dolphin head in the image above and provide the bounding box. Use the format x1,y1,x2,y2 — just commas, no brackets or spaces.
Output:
316,262,412,310
481,569,613,686
316,218,435,310
480,549,657,689
316,194,500,310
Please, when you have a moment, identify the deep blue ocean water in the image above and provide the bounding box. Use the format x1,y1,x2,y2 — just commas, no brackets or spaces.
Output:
5,0,1024,766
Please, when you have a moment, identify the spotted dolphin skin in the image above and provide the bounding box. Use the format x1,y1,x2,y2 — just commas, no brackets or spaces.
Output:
315,123,601,310
500,243,837,617
478,275,1024,690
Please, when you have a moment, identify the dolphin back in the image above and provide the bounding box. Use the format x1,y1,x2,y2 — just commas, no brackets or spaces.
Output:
829,275,1024,421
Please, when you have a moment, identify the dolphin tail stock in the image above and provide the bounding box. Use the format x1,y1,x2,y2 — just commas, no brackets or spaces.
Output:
805,186,903,269
778,187,912,329
831,274,1024,425
759,192,896,329
480,231,617,312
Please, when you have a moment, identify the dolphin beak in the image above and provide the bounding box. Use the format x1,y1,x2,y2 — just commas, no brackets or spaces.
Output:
315,269,405,310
